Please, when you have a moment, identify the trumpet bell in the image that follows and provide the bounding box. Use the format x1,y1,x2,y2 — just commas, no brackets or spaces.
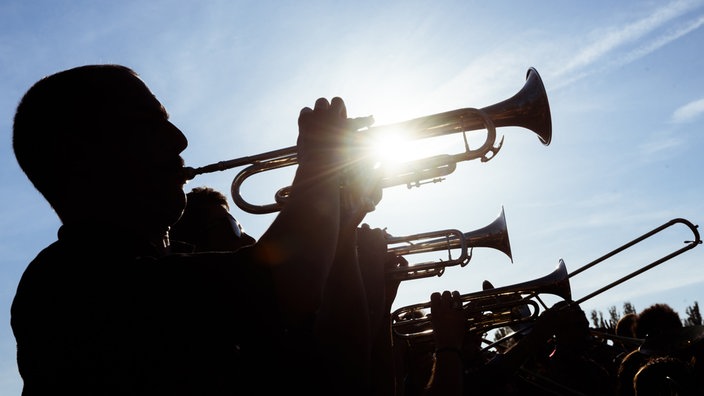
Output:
465,259,572,305
483,67,552,146
465,206,513,263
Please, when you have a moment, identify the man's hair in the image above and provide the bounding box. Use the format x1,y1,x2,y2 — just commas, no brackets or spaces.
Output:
635,303,682,339
185,186,230,212
617,349,650,395
12,64,138,206
169,187,230,244
616,313,638,338
634,356,694,395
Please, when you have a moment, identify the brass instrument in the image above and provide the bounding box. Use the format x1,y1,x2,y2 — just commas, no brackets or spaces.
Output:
184,67,552,214
392,259,571,339
589,330,644,349
638,325,704,356
385,206,512,281
391,217,702,340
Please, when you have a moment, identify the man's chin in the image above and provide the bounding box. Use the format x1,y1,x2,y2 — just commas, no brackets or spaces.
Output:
151,189,186,230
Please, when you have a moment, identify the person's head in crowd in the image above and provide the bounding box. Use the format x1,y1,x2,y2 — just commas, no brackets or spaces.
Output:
616,313,638,338
616,350,650,396
551,301,591,352
615,313,641,354
633,356,695,396
169,186,255,252
635,303,682,339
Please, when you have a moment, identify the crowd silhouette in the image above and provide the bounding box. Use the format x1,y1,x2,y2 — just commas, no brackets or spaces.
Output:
415,297,704,395
9,64,703,395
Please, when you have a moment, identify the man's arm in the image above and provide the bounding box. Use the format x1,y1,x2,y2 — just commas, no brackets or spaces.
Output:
251,97,355,325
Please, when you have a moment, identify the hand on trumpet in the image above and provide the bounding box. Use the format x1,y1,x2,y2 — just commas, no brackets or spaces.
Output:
298,97,382,227
297,97,351,168
430,291,467,352
424,290,467,396
259,96,377,322
340,163,383,227
338,121,382,226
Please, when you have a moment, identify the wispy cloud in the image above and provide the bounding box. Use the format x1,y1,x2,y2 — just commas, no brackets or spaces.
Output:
553,0,704,88
613,13,704,68
637,135,684,156
671,98,704,123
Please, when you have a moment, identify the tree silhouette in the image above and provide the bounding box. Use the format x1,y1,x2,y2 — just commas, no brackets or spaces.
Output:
590,310,599,328
623,301,636,315
684,301,701,326
607,306,619,330
492,300,699,349
590,310,607,329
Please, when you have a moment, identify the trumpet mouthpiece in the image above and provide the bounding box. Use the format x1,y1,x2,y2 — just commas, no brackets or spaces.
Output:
181,166,197,181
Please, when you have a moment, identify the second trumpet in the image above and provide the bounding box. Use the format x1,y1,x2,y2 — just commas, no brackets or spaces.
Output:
385,206,513,281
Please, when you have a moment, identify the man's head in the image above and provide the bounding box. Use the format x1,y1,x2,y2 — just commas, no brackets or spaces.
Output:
616,313,638,338
635,303,682,339
170,186,256,252
13,65,188,240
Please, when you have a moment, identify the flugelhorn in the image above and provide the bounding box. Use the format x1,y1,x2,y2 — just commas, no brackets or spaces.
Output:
184,67,552,214
386,206,513,281
392,217,702,340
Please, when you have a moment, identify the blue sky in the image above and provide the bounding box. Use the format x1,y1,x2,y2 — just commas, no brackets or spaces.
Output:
1,0,703,393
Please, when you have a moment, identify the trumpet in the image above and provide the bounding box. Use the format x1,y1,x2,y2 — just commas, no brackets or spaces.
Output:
184,67,552,214
392,260,571,339
385,206,513,281
391,217,702,340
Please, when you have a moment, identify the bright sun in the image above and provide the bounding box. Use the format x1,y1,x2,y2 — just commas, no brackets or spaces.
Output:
362,118,491,190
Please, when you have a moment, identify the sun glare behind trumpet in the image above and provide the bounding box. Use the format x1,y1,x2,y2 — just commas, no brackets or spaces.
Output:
368,129,415,165
367,125,488,169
